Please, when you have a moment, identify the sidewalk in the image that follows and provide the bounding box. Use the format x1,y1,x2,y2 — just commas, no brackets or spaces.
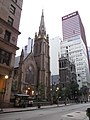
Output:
0,104,64,114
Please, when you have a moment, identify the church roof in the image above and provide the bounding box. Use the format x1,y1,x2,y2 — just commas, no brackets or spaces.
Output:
14,53,29,68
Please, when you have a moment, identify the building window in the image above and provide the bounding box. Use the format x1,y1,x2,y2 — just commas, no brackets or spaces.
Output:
66,50,68,53
0,48,11,66
63,84,64,88
10,4,16,14
40,42,42,53
25,45,27,51
8,16,14,26
64,61,66,67
66,46,68,49
62,61,64,68
25,66,34,84
59,62,61,68
12,0,17,3
4,30,11,42
73,30,75,34
35,43,38,53
78,80,80,82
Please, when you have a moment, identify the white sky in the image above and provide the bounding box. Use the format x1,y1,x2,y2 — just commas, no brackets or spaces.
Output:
16,0,90,56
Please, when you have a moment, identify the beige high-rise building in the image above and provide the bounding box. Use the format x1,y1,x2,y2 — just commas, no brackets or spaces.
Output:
0,0,23,105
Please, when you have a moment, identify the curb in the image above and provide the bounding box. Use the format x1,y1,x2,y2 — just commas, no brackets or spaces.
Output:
0,104,67,114
0,108,37,114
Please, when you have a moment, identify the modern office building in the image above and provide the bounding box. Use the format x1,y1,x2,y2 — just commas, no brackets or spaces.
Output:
50,36,61,75
62,11,90,71
60,36,90,88
22,37,34,58
61,11,90,89
50,75,60,85
88,47,90,60
0,0,23,105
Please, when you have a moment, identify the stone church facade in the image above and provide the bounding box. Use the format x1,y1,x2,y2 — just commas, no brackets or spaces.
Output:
12,11,51,100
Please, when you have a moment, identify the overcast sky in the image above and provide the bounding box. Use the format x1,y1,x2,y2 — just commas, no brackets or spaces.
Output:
16,0,90,56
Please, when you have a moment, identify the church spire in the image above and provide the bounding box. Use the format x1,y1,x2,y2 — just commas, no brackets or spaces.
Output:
38,9,46,37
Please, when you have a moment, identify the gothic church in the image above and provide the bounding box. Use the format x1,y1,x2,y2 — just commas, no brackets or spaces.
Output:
12,10,51,100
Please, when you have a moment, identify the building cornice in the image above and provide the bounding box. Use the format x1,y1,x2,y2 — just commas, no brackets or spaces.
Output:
0,17,21,35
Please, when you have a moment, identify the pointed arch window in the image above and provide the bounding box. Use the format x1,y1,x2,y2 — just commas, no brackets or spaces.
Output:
25,65,34,84
43,42,46,53
40,42,42,53
35,43,38,54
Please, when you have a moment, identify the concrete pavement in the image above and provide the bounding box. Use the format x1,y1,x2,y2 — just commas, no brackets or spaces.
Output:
0,104,89,120
61,111,89,120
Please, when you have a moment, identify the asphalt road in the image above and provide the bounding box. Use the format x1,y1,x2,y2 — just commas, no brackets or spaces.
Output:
0,103,90,120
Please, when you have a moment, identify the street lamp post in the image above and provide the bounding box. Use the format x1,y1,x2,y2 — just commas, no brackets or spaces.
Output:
52,75,54,104
36,91,40,108
1,75,8,111
50,88,53,104
56,87,59,105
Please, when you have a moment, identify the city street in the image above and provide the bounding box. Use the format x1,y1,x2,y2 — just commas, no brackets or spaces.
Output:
0,103,89,120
